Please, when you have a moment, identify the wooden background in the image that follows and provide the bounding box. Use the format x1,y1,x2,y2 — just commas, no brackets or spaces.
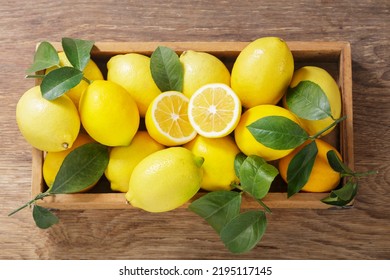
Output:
1,0,389,259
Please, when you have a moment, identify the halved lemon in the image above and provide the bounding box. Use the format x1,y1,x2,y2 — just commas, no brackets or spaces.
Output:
188,83,242,138
145,91,197,146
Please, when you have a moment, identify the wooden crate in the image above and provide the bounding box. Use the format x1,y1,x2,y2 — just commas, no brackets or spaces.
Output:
31,41,353,210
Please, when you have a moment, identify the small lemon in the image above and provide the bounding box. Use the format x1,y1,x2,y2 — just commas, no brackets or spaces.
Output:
43,133,96,190
231,37,294,108
234,104,301,161
105,131,165,193
284,66,342,136
107,53,161,117
180,50,230,98
79,80,140,146
46,52,104,108
16,86,80,152
184,135,240,191
126,147,204,213
278,139,341,192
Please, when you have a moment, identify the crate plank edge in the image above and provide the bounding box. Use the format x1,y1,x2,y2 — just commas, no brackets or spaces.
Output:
31,41,353,210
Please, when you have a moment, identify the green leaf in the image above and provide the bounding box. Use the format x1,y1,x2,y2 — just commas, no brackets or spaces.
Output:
150,46,183,92
286,80,332,120
189,191,241,234
321,180,358,206
62,37,94,71
247,116,309,150
220,210,267,254
234,152,247,178
327,150,354,175
26,41,59,74
49,143,109,194
287,141,318,197
239,155,279,199
40,66,83,100
32,205,59,229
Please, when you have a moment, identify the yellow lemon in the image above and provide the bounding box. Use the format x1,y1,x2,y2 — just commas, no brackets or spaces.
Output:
16,86,80,152
126,147,204,213
43,133,96,190
231,37,294,108
180,50,230,98
278,139,341,192
284,66,342,136
184,135,240,191
107,53,161,117
234,104,301,161
188,83,241,138
105,131,165,193
145,91,197,146
46,52,104,108
79,80,140,146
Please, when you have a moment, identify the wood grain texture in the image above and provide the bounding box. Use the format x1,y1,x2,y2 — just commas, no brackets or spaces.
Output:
1,0,389,260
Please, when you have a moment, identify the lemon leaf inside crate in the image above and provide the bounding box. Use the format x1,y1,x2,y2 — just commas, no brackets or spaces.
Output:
49,143,109,194
286,80,332,121
40,66,83,100
150,46,183,92
62,37,94,71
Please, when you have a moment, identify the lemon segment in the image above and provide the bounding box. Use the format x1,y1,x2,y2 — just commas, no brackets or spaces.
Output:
188,83,241,138
145,91,197,146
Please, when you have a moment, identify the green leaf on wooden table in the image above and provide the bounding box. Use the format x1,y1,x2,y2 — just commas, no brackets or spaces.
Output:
234,152,247,178
239,155,279,200
286,80,332,120
41,66,83,100
150,46,183,92
247,116,309,150
26,41,59,74
321,180,358,206
49,143,109,194
287,140,318,198
32,205,59,229
327,150,354,175
62,37,94,71
220,210,267,254
189,191,241,234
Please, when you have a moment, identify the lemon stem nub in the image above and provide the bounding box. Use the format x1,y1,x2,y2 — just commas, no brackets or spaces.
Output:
62,142,69,150
194,156,205,168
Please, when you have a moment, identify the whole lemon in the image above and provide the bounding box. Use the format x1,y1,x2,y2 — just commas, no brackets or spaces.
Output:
126,147,204,213
107,53,161,116
180,50,230,98
105,131,165,193
43,133,96,190
278,139,341,192
234,104,301,161
79,80,140,146
184,135,240,191
284,66,342,136
46,52,104,108
231,37,294,108
16,86,80,152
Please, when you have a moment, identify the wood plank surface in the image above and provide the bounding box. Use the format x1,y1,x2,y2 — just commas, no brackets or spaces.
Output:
1,0,389,260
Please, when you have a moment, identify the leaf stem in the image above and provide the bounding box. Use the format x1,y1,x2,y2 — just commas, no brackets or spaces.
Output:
82,76,92,84
8,192,51,216
25,74,46,79
255,198,272,214
309,116,347,139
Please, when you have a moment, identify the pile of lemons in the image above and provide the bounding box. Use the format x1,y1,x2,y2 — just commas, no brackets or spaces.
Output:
16,37,342,213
